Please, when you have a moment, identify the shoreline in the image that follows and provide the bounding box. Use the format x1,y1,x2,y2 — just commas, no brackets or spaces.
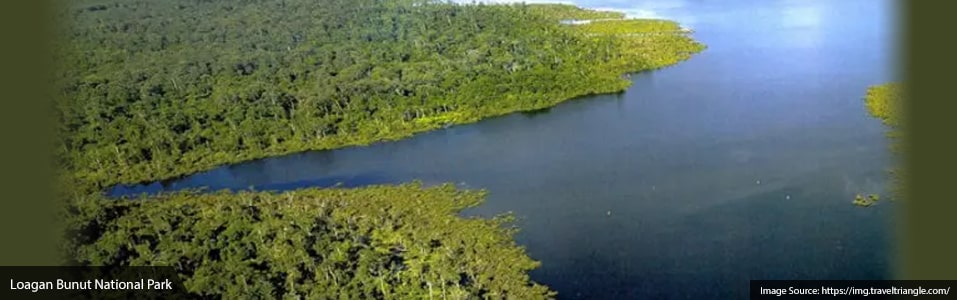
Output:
64,4,705,192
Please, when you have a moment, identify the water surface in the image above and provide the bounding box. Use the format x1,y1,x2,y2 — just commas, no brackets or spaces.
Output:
112,0,898,298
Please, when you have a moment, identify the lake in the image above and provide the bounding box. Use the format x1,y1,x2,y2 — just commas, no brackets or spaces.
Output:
111,0,898,298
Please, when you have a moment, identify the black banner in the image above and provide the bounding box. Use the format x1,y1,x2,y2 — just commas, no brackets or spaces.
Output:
752,280,956,299
1,266,190,299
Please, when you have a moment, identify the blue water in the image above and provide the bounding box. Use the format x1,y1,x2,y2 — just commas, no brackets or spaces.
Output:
112,0,898,298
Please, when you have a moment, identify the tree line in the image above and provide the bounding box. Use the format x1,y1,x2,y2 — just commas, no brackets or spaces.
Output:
56,0,703,188
57,0,704,297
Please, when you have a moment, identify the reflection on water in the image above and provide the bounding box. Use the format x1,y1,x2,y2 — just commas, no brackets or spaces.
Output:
111,0,897,298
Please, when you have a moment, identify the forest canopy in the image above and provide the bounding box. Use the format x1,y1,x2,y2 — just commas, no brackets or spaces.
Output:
58,0,703,298
67,183,555,298
56,0,703,188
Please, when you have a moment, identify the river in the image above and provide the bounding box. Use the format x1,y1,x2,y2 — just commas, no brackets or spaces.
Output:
111,0,898,298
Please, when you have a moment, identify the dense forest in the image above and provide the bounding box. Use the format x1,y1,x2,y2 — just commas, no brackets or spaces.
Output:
57,0,704,297
56,0,703,188
68,183,554,298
